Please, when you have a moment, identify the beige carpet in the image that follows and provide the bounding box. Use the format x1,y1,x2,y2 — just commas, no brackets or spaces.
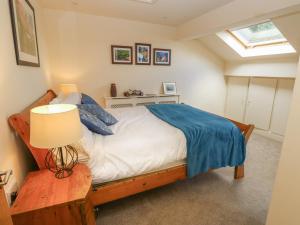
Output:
96,134,282,225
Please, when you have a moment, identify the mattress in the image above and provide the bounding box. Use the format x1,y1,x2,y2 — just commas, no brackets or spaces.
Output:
84,106,187,184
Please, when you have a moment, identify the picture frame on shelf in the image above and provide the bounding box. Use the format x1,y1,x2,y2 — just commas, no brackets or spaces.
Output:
135,43,151,65
9,0,40,67
111,45,133,64
163,82,177,95
154,48,171,66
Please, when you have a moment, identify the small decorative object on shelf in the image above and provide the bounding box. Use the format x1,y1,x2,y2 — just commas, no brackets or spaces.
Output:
163,82,177,95
30,104,82,179
124,89,144,97
111,83,117,97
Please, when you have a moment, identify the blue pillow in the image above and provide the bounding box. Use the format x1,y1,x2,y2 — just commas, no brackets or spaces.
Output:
77,104,118,126
78,108,113,135
81,93,99,105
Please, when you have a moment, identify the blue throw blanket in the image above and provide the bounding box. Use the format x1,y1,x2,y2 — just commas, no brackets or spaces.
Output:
146,104,245,178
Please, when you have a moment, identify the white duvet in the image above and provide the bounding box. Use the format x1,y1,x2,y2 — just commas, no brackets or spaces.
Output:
82,106,187,184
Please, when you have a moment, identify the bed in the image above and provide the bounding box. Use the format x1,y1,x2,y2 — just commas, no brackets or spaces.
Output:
9,90,254,206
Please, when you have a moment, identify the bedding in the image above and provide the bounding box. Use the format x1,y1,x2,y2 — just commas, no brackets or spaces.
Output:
60,92,82,105
82,106,187,184
77,104,118,126
81,93,99,105
49,92,82,105
49,92,64,104
78,108,113,135
146,104,245,178
70,124,95,163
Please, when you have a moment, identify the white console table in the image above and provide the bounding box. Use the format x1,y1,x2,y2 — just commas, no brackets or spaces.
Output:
104,95,180,108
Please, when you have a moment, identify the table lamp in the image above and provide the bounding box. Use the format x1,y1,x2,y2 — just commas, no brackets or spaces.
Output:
60,84,79,95
30,104,82,179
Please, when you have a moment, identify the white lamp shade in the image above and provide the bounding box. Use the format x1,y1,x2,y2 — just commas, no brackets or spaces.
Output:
60,84,78,95
30,104,82,148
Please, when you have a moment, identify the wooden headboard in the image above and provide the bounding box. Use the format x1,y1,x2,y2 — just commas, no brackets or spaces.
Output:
8,90,57,169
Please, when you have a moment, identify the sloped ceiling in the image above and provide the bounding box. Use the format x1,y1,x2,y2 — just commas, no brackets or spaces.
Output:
39,0,234,26
199,12,300,62
273,13,300,52
199,34,242,61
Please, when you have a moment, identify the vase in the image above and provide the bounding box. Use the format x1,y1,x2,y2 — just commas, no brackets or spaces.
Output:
111,83,117,97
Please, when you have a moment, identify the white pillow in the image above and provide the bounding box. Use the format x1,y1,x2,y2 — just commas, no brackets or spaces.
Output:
49,92,64,104
70,124,95,163
60,93,82,105
50,92,82,105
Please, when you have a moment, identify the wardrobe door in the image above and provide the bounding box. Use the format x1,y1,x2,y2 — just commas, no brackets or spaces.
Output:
245,78,277,130
225,76,249,123
270,79,295,135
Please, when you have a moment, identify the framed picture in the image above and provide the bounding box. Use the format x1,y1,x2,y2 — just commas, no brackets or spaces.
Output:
163,82,177,95
135,43,151,65
9,0,40,67
111,45,133,64
154,48,171,66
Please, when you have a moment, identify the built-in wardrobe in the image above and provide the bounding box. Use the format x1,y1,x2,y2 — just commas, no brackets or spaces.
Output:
225,76,295,138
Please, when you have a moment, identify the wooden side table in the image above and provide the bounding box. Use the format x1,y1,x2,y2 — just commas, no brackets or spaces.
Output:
0,170,13,225
11,164,96,225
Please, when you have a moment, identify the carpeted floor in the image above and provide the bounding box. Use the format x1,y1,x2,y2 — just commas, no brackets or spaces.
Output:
96,134,282,225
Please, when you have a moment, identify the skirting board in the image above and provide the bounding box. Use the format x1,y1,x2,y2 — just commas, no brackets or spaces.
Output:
254,129,284,142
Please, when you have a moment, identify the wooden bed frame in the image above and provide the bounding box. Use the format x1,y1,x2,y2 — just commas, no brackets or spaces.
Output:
8,90,254,207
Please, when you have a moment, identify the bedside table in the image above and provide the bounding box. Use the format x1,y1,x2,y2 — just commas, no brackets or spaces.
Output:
11,164,96,225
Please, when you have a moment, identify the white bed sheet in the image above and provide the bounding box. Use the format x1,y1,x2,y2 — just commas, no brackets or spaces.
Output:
84,106,187,184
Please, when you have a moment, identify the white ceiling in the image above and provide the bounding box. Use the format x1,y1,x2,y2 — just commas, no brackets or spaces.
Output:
39,0,234,26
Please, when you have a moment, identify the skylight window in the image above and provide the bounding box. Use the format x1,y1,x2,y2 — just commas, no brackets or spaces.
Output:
229,21,287,48
217,20,296,58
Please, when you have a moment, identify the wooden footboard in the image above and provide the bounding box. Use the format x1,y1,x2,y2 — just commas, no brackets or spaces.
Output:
7,90,254,207
92,122,254,206
91,165,186,206
231,120,254,179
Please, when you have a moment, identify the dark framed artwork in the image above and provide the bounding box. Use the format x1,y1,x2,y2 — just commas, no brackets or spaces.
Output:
9,0,40,67
111,45,133,64
135,43,151,65
153,48,171,66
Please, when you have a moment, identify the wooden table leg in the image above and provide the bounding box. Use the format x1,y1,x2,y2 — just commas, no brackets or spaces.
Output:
0,186,13,225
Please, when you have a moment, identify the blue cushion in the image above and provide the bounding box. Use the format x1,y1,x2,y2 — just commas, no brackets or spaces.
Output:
81,93,99,105
78,108,113,135
77,104,118,126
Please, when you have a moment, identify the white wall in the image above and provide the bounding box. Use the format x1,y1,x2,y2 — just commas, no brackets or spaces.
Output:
266,58,300,225
42,10,227,115
0,0,51,185
225,57,298,78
